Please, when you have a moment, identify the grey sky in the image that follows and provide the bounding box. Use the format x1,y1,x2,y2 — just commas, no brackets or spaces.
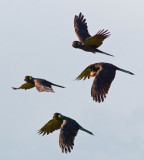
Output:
0,0,144,160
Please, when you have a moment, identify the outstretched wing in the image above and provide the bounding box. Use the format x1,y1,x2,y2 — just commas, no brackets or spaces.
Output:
34,79,54,92
74,12,91,43
12,82,35,90
38,119,62,136
76,65,92,80
84,29,110,48
59,120,79,153
91,66,116,103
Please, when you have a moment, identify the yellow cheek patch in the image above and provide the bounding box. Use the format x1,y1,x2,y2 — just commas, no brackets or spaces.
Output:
58,115,61,118
29,77,32,80
90,71,96,77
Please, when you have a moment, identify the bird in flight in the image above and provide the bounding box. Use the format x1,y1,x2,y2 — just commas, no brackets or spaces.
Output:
38,113,93,153
76,62,134,103
12,76,65,92
72,12,114,57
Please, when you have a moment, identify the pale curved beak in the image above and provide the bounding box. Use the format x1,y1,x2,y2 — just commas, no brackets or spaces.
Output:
72,42,75,47
53,114,56,119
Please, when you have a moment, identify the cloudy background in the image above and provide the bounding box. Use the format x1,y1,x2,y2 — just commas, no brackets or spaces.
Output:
0,0,144,159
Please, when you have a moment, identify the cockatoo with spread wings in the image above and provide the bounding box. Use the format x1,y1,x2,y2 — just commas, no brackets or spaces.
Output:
72,12,114,57
76,63,134,103
38,113,93,153
12,76,65,92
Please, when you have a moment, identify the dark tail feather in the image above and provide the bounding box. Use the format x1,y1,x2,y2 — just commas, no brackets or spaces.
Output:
96,49,114,57
52,83,65,88
80,126,94,135
12,87,19,90
117,68,134,75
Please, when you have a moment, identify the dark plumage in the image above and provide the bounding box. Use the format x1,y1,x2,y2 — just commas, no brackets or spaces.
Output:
76,63,134,103
12,76,65,92
38,113,93,153
72,12,114,57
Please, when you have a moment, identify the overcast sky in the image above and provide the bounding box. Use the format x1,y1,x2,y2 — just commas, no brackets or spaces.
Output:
0,0,144,160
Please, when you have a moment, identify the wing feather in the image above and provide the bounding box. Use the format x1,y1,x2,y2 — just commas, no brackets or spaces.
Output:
76,65,92,80
74,12,91,43
84,29,110,48
91,67,116,103
38,119,62,136
12,82,35,90
59,120,79,153
34,79,54,92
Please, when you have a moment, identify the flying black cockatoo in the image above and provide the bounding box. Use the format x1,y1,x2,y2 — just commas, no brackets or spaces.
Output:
72,12,113,57
38,113,93,153
12,76,65,92
76,62,134,103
